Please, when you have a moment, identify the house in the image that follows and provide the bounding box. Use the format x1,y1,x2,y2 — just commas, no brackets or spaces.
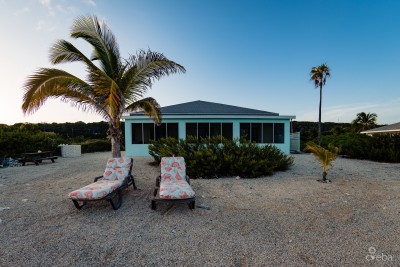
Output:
123,100,296,156
360,122,400,135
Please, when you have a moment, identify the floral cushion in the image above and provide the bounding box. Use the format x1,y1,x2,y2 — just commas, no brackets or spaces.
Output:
68,179,123,200
69,157,132,201
160,180,195,199
103,157,132,181
160,157,186,182
159,157,195,199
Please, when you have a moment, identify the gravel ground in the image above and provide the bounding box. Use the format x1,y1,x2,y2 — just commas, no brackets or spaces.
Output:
0,152,399,266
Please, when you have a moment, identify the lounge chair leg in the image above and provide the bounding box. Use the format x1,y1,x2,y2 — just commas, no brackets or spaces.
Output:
131,175,137,190
153,188,158,197
189,201,195,210
109,190,123,210
151,200,157,210
72,199,87,210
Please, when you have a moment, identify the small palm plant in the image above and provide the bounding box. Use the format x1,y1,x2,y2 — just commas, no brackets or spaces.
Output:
304,142,338,183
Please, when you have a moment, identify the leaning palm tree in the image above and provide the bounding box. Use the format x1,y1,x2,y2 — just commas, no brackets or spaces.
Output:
304,142,338,183
22,15,185,157
352,112,377,132
310,63,331,146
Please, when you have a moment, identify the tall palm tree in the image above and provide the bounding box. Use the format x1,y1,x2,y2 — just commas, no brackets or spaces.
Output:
22,15,185,157
352,112,377,132
310,63,330,145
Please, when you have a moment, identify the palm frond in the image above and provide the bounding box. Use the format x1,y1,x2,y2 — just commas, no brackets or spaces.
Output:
124,97,162,124
120,50,186,100
304,142,338,172
70,15,121,79
21,68,109,118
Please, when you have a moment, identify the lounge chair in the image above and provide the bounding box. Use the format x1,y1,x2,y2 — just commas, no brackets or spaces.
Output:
68,157,137,210
151,157,195,210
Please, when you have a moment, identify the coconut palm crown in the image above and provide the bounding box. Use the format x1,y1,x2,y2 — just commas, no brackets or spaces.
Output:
352,112,377,132
310,63,330,146
22,15,186,157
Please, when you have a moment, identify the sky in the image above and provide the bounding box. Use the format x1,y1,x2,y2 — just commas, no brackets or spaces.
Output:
1,0,399,125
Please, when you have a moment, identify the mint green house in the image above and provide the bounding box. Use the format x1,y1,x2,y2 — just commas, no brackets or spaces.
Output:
123,100,296,156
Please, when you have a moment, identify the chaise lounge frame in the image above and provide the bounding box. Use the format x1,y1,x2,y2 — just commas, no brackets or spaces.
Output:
151,157,195,210
71,158,137,210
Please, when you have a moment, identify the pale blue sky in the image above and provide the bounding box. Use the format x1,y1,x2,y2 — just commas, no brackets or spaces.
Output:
1,0,399,125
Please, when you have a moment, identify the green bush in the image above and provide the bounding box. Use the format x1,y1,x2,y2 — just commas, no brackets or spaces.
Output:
321,133,400,162
0,124,65,157
149,136,294,178
76,139,111,153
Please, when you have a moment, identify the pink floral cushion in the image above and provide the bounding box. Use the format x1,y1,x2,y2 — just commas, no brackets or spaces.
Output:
68,179,123,200
160,180,195,199
69,157,132,201
102,157,132,181
160,157,186,182
159,157,195,199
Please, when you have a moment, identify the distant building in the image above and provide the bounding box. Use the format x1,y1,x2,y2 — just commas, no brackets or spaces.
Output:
361,122,400,135
123,100,296,156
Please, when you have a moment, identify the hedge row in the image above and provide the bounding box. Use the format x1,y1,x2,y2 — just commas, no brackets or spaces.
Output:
321,133,400,162
149,136,294,178
0,124,114,157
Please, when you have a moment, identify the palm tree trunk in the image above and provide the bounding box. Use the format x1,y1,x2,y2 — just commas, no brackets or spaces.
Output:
107,121,122,158
318,84,323,146
111,136,121,158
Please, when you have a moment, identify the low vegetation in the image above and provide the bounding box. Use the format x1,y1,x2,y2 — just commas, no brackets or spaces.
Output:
149,136,294,178
321,133,400,162
0,122,114,158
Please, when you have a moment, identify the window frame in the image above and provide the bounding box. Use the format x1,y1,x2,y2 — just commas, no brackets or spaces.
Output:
239,122,285,144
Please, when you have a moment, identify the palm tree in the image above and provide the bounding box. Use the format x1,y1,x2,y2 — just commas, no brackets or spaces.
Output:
310,63,330,145
304,142,338,183
352,112,377,132
22,15,185,157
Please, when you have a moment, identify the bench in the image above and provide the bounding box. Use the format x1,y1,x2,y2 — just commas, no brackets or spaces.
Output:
21,151,58,166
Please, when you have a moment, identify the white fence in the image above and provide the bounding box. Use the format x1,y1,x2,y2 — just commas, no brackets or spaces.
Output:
290,132,301,153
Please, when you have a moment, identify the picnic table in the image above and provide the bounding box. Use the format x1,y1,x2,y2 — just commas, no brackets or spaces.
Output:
20,151,58,166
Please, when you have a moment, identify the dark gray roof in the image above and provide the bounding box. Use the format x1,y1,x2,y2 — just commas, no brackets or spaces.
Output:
361,122,400,134
130,100,279,116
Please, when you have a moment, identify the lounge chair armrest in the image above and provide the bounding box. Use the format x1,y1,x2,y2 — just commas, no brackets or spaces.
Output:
94,175,103,182
186,175,190,184
156,176,161,187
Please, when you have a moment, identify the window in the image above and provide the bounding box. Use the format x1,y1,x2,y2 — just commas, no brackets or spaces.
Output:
143,123,154,144
155,124,166,140
131,123,179,144
210,123,221,137
186,123,197,138
186,122,233,141
240,122,285,144
251,123,262,143
274,123,284,143
240,123,250,140
222,123,233,139
132,123,142,144
198,123,209,138
167,123,179,139
262,123,273,143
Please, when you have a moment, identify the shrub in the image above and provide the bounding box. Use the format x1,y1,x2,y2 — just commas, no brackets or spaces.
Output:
76,139,111,153
320,133,400,162
149,136,294,178
0,124,65,157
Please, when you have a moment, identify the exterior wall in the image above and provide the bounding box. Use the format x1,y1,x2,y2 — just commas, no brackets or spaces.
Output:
124,117,293,156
